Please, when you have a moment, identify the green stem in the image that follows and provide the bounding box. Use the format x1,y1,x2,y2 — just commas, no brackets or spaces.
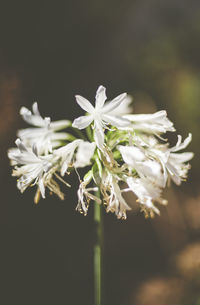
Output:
94,199,103,305
86,125,93,142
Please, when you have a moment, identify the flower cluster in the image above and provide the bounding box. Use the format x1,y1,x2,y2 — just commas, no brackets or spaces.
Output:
8,86,193,219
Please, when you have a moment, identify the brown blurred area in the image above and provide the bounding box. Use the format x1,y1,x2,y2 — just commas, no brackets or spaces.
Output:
0,1,200,304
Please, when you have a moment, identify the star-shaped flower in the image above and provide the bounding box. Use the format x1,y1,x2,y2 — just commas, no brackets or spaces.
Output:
72,86,130,149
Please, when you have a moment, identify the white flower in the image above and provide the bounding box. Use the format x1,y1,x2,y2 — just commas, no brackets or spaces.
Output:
54,139,95,176
76,182,101,216
118,145,165,187
149,133,194,185
8,139,53,198
123,110,175,135
54,139,82,176
20,102,70,129
163,134,193,185
74,141,96,168
18,102,71,154
72,86,130,149
126,177,167,218
101,172,131,219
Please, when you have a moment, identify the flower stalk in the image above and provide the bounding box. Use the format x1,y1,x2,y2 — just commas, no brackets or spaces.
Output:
94,198,104,305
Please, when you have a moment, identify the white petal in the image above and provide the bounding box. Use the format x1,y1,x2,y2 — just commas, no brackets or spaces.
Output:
102,93,127,113
171,133,192,152
74,142,96,168
170,152,194,163
55,139,82,155
32,143,38,157
95,86,107,109
127,177,161,215
15,138,28,152
32,102,41,116
38,177,45,198
60,161,69,176
124,111,167,122
50,132,73,141
94,120,104,149
105,95,133,115
118,145,145,164
54,139,82,175
166,162,181,185
124,110,175,133
102,114,130,127
19,104,46,127
75,95,94,113
50,120,71,131
72,115,93,129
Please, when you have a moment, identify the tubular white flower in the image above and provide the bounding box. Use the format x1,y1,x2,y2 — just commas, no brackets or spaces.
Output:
76,182,101,216
54,139,95,176
118,145,165,187
164,133,193,185
149,133,194,185
18,102,71,154
54,139,82,176
74,141,96,168
101,172,131,219
20,102,70,129
126,177,167,218
8,139,53,198
123,110,175,135
72,86,130,149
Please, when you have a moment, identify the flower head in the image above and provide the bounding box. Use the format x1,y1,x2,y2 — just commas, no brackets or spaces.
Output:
8,86,194,220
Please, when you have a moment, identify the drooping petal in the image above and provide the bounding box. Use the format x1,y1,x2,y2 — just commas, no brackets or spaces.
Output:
102,114,130,127
127,177,162,216
102,93,127,113
171,133,192,152
169,152,194,163
72,115,93,129
94,120,105,149
75,95,94,113
95,86,107,109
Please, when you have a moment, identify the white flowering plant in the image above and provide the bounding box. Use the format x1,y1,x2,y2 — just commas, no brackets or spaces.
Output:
8,85,193,219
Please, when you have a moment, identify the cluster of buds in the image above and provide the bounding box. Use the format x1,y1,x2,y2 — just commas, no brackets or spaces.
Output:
8,86,193,219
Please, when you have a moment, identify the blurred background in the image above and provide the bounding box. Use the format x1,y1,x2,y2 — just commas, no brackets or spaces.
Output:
0,1,200,304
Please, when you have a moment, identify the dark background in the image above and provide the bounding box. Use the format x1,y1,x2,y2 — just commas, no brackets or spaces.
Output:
0,1,200,304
